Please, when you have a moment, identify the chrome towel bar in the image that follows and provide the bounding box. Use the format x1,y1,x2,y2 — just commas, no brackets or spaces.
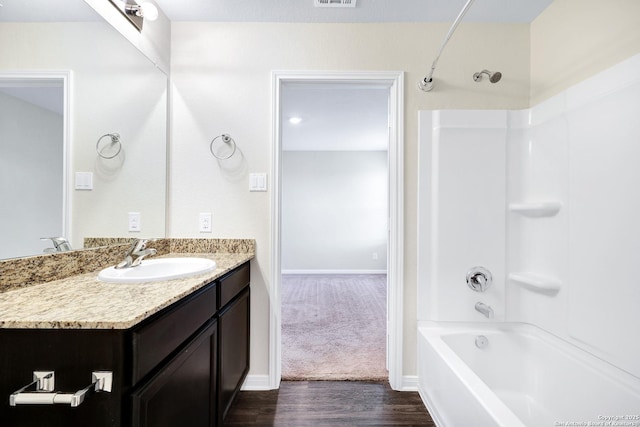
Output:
10,370,113,407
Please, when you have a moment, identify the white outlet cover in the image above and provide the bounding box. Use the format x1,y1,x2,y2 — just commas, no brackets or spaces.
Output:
128,212,141,232
199,212,212,233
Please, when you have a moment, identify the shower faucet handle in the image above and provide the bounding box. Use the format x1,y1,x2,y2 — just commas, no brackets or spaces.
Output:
466,267,492,292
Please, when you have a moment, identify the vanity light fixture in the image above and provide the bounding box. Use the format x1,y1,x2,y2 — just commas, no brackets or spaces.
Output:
108,0,158,31
126,1,159,21
288,117,303,125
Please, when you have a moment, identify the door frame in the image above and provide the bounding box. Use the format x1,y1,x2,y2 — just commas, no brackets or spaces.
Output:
270,70,404,390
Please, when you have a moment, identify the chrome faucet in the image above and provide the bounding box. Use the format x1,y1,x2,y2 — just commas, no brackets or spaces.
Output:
115,239,157,269
475,302,494,319
41,237,72,253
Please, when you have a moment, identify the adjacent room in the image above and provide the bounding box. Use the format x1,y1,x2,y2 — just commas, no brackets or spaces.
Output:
280,82,389,381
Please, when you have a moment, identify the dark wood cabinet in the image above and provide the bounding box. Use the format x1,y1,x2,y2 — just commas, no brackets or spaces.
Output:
0,261,250,427
218,288,250,424
217,261,251,425
131,318,217,427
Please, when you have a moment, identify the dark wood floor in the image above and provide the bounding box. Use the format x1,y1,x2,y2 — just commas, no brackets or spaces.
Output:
224,381,436,426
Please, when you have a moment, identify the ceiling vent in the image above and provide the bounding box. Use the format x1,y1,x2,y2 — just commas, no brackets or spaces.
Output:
314,0,357,8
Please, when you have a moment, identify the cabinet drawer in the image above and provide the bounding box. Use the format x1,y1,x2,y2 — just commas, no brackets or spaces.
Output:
219,262,250,309
132,282,217,383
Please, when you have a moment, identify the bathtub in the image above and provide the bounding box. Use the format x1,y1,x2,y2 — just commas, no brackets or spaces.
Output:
418,322,640,427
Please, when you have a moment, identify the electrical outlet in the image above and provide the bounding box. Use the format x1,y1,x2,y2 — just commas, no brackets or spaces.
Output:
199,212,212,233
128,212,141,232
372,252,379,260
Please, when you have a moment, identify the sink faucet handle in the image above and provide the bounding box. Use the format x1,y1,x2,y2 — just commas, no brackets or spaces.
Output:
124,238,147,255
40,237,72,253
116,239,157,269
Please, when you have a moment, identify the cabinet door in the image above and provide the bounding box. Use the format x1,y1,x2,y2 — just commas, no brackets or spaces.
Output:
218,288,250,424
131,319,217,427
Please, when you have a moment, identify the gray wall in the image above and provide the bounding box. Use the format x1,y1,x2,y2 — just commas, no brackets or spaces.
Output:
281,150,388,273
0,91,63,258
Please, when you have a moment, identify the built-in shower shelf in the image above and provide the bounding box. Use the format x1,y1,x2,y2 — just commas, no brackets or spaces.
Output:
509,272,561,294
508,201,561,217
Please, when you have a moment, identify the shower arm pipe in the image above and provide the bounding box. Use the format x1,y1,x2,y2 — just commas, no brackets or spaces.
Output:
419,0,476,91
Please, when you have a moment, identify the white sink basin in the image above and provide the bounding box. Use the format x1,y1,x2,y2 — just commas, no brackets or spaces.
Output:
98,257,217,283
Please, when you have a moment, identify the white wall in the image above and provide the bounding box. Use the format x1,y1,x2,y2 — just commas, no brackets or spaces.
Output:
281,151,387,273
509,53,640,378
170,21,530,378
84,0,171,75
0,22,167,249
418,53,640,379
0,92,63,258
417,110,506,322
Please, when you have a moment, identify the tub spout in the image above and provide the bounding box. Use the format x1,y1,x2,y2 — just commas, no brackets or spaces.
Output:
475,302,494,319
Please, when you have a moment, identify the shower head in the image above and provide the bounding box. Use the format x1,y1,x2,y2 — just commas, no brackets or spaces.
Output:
473,70,502,84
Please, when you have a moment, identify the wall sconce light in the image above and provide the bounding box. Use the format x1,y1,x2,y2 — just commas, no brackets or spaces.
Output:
108,0,159,32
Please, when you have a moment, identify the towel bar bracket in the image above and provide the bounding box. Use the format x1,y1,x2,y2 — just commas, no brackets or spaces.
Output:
9,370,113,407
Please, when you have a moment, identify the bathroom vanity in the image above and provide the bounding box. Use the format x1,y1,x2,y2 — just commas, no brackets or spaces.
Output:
0,252,251,427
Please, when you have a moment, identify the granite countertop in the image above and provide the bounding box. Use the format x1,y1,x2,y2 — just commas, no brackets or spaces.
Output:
0,252,253,330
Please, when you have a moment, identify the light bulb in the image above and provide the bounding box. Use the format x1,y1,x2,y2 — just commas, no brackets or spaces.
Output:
139,2,159,21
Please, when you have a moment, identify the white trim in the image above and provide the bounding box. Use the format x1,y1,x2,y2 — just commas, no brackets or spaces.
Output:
0,70,72,247
418,383,445,427
282,269,388,275
399,375,419,391
243,374,417,393
270,71,283,391
271,70,404,391
240,375,272,391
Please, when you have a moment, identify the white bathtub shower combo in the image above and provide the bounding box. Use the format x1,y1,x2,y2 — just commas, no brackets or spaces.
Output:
416,53,640,426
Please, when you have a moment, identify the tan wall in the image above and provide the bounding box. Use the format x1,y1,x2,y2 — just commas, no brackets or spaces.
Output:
170,22,530,379
0,22,167,251
531,0,640,105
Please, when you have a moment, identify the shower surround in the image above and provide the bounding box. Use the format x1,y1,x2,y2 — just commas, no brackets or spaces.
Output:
416,53,640,425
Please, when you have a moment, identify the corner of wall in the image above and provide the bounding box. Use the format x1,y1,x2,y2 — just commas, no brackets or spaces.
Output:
83,0,170,74
530,0,640,106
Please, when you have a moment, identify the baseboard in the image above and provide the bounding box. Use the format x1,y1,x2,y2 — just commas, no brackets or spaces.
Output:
241,374,274,391
282,269,387,275
241,374,414,392
398,375,419,391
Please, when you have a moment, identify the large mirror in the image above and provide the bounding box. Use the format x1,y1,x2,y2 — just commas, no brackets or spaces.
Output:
0,0,167,259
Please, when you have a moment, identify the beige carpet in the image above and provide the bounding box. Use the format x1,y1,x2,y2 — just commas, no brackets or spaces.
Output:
281,274,388,381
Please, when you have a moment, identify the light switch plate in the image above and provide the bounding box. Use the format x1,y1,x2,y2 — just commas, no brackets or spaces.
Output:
75,172,93,190
249,173,267,192
128,212,141,232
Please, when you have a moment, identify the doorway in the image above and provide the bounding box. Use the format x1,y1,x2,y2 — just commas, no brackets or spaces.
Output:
270,71,404,390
